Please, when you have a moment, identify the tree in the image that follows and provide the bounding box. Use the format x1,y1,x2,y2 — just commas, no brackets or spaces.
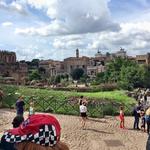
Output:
105,57,137,83
54,75,61,84
29,70,41,81
143,65,150,88
94,72,105,84
31,59,39,67
71,68,84,80
38,67,46,74
119,65,146,90
64,74,69,81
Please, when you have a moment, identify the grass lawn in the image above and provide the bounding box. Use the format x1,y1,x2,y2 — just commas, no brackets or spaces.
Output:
0,85,136,116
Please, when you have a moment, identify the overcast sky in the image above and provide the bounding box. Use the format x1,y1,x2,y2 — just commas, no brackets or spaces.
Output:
0,0,150,61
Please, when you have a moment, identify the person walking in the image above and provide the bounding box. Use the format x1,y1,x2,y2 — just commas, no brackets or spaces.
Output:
15,96,25,116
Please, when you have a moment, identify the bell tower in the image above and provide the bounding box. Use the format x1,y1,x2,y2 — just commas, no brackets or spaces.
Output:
76,49,79,58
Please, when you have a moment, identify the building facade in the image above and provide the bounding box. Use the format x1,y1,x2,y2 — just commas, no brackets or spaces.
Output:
111,48,127,59
64,49,90,74
0,50,16,63
39,60,64,77
87,51,106,77
0,50,28,84
136,53,150,65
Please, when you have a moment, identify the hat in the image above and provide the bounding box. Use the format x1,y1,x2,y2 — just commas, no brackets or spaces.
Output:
3,114,61,147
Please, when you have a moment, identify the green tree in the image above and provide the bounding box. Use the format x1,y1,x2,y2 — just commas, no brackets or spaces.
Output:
119,65,145,90
31,59,39,67
64,74,69,81
29,70,41,81
54,75,61,84
71,68,84,80
38,67,46,74
94,72,105,84
143,65,150,88
105,57,137,83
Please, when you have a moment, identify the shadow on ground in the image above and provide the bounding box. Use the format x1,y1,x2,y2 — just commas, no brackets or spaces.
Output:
85,128,114,134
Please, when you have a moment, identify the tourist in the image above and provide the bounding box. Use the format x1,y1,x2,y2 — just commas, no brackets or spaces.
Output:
0,114,69,150
29,100,35,116
15,96,25,116
146,135,150,150
145,107,150,134
79,96,84,105
0,115,24,149
80,101,87,129
12,115,24,128
78,96,88,106
133,102,141,130
119,106,125,129
140,109,146,132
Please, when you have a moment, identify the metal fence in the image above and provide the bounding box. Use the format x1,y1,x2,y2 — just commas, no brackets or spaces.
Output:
24,97,123,118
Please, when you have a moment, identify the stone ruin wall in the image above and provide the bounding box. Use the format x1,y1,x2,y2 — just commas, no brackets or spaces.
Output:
0,50,16,64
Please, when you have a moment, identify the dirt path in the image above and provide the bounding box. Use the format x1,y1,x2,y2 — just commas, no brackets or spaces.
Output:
0,109,148,150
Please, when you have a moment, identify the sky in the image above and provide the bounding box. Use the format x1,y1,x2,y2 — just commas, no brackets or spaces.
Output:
0,0,150,61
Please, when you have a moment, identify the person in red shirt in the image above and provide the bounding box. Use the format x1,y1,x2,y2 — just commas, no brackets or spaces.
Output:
119,106,125,129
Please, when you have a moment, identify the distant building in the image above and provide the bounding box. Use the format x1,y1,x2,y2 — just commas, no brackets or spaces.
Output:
1,48,149,84
136,53,150,65
111,48,127,59
87,51,106,77
39,60,64,77
0,50,16,63
0,50,28,85
64,49,90,74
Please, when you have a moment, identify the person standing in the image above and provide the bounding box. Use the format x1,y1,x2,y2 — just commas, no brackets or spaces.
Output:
80,102,87,129
140,109,146,132
145,107,150,134
15,96,25,116
78,96,88,106
119,106,125,129
29,101,35,116
79,96,84,106
133,102,141,130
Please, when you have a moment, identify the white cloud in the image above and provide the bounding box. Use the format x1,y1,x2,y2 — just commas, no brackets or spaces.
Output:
0,0,27,15
53,35,85,49
87,21,150,55
1,0,150,60
1,21,13,27
15,20,68,36
120,22,150,33
15,0,120,36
